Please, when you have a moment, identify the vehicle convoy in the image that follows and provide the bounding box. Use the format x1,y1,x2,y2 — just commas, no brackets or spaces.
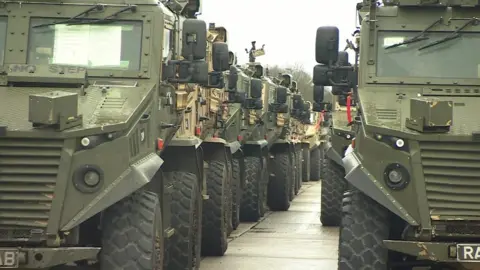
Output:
316,0,480,269
288,81,324,190
224,43,307,216
0,0,238,269
314,49,359,227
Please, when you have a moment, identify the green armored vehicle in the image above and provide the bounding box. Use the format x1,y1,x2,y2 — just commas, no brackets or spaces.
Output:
224,48,271,221
315,0,480,269
313,50,357,227
0,0,234,269
267,74,304,210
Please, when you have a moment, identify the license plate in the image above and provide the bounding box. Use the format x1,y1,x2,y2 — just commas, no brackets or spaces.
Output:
457,244,480,261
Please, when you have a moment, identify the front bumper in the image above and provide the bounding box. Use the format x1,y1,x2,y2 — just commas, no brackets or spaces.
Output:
9,247,99,268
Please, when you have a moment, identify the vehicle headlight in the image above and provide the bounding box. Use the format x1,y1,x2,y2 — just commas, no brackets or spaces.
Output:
383,163,410,190
73,165,104,193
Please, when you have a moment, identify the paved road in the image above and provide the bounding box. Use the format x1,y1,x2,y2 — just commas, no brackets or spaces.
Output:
200,181,339,270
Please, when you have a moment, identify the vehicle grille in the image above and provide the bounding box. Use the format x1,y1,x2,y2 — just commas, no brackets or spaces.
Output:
420,141,480,219
0,138,63,229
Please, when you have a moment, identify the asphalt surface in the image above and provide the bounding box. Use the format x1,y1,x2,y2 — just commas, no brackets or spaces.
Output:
200,181,339,270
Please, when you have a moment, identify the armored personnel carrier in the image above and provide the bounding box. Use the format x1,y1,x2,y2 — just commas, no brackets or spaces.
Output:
267,73,303,210
314,49,358,227
316,0,480,269
197,23,245,235
0,0,232,269
224,46,271,221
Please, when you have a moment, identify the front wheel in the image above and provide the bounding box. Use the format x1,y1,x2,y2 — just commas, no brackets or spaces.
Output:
240,156,262,222
201,161,228,256
164,172,201,270
337,189,389,270
310,147,321,181
100,189,164,270
320,159,347,226
267,152,291,211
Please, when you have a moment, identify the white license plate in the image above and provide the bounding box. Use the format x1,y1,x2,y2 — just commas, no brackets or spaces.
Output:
457,244,480,261
0,249,18,268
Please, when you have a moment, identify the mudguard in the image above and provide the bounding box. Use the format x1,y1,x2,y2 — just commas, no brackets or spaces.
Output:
168,136,202,148
342,151,419,226
227,141,241,154
243,139,268,158
325,141,343,166
62,153,164,230
202,137,228,163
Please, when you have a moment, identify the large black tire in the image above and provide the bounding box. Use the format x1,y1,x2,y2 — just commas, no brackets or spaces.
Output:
288,151,295,201
164,172,201,270
295,149,303,194
320,146,328,180
267,153,291,211
225,158,233,236
202,161,228,256
321,159,348,226
231,158,242,230
240,156,262,222
310,147,321,181
338,190,389,270
260,156,268,217
101,189,163,270
302,147,311,182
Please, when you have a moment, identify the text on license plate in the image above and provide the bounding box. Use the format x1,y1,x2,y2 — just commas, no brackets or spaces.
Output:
457,244,480,261
0,249,18,268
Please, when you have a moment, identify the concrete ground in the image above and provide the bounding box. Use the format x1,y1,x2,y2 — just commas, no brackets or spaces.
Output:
200,181,339,270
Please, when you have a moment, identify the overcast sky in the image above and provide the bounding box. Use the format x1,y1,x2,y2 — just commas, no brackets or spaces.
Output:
198,0,360,74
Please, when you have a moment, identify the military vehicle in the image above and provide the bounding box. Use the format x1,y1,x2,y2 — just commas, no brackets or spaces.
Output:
0,0,234,269
288,80,314,193
224,44,270,221
198,23,245,235
314,48,358,227
267,73,304,210
315,0,480,269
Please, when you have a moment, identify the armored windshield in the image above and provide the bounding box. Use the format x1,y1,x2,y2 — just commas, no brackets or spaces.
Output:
0,17,7,64
27,18,143,70
377,30,480,79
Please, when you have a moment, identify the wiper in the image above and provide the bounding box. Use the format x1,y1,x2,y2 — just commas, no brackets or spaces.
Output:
419,17,480,51
33,5,105,28
385,17,444,49
67,5,137,25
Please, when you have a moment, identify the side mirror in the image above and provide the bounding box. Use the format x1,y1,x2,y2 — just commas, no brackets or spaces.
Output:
291,81,298,92
182,19,207,60
292,94,303,110
250,78,263,98
316,26,339,65
313,64,330,86
313,85,325,103
179,61,208,84
281,74,292,88
228,51,235,66
212,42,229,72
337,51,349,66
276,87,288,104
254,64,263,78
228,66,238,90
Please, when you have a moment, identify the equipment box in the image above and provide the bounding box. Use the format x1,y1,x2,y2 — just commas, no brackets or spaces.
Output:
29,91,78,125
406,98,452,133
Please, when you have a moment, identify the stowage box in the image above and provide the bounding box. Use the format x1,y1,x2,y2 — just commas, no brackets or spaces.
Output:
406,97,453,133
29,91,78,125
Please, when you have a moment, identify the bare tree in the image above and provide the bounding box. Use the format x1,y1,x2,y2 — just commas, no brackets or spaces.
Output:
266,62,314,102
